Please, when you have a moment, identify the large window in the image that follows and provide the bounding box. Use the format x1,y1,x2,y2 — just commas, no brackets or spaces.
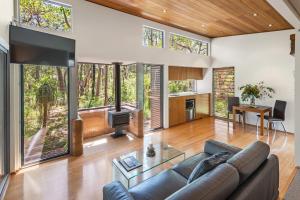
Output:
20,0,72,32
169,33,208,56
143,26,164,48
22,65,69,165
168,80,196,94
77,63,137,110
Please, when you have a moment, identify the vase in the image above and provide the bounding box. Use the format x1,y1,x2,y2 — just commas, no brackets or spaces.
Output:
250,96,256,107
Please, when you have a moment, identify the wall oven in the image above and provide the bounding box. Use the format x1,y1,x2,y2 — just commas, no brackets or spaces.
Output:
186,99,195,121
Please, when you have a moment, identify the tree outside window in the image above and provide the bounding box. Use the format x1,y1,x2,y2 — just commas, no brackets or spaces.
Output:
20,0,72,32
143,26,164,48
169,33,208,56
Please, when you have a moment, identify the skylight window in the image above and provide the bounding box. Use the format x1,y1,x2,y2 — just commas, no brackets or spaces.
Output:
19,0,72,32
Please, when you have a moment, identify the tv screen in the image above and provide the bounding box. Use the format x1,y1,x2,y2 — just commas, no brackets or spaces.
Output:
9,25,75,67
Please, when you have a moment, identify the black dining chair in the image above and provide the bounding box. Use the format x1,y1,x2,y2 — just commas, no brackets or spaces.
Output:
256,100,287,135
227,97,245,127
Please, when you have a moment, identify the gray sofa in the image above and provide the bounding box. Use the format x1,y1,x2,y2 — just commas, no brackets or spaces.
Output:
103,140,279,200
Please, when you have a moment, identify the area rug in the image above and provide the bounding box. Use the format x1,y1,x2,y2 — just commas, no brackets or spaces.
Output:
285,169,300,200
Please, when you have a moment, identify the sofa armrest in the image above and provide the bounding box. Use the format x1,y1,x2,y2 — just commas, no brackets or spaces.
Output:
103,181,134,200
204,140,241,155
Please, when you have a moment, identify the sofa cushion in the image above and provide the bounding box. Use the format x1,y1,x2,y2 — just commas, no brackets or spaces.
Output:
172,153,211,179
129,170,187,200
166,163,240,200
187,152,232,183
227,141,270,184
204,140,242,155
103,181,134,200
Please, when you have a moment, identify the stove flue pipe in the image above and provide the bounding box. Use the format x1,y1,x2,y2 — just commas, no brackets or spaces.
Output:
112,62,122,112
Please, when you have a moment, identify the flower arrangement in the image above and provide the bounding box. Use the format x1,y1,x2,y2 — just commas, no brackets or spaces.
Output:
239,81,275,107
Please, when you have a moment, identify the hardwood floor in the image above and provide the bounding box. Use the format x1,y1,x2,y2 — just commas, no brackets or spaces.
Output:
4,117,295,200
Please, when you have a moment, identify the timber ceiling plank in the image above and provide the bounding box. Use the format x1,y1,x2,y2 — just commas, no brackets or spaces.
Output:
86,0,294,38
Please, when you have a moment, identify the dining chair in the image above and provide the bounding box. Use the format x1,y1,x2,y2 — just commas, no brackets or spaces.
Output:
256,100,287,135
227,97,245,127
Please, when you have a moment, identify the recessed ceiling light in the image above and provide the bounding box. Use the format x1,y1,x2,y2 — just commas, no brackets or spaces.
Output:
268,24,273,27
253,13,258,17
163,9,167,13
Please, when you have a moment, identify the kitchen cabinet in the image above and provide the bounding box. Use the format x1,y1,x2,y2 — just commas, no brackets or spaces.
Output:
187,67,203,80
169,96,186,127
169,93,211,127
169,66,203,80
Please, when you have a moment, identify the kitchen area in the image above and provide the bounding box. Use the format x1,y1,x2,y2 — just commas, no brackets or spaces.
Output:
168,66,211,127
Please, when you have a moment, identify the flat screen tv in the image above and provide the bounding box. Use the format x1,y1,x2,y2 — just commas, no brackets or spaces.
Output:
9,25,75,67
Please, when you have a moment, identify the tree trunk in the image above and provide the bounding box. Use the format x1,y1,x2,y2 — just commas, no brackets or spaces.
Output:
62,8,71,29
56,68,65,93
96,65,101,97
79,64,84,96
35,67,40,80
91,64,96,97
42,103,48,127
104,65,109,106
82,66,92,96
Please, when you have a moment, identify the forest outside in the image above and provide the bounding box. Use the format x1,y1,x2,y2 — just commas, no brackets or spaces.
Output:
77,63,152,123
23,65,68,164
20,0,72,32
77,64,137,109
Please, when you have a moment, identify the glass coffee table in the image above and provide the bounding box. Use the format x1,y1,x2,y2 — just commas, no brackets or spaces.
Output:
112,143,185,188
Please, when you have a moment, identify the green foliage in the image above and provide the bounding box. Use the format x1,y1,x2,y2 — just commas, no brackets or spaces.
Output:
169,34,208,55
23,65,68,160
36,79,56,106
20,0,72,31
121,65,137,106
143,26,164,48
215,99,227,118
240,81,275,102
143,67,151,120
168,80,193,93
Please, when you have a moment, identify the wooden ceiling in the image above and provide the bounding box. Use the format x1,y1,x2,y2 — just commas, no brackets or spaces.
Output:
86,0,293,38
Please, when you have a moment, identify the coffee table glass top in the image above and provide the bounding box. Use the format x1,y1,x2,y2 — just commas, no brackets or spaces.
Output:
112,143,185,180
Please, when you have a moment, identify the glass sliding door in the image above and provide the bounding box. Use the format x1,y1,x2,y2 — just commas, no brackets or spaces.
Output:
213,67,235,118
0,45,9,196
22,65,69,165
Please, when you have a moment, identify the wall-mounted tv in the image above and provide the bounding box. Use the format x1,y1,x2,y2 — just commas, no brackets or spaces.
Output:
9,25,75,67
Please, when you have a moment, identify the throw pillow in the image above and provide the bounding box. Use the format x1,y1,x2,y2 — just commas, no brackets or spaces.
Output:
187,152,232,183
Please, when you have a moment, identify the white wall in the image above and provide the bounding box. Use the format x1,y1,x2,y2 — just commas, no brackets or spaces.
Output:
21,0,211,67
73,1,211,66
0,0,14,48
295,31,300,166
211,30,295,133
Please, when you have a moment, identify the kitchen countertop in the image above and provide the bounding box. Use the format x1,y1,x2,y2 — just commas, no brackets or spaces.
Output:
169,92,210,98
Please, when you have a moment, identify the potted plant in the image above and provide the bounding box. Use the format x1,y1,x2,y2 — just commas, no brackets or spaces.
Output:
239,82,275,107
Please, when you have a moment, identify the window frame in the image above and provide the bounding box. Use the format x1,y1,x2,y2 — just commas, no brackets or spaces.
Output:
20,64,71,166
169,32,209,56
142,25,165,49
18,0,73,33
0,43,9,198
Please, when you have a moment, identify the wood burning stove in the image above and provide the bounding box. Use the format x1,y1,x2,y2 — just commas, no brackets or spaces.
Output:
108,62,130,138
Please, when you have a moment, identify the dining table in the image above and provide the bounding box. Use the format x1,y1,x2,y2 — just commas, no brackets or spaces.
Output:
232,104,273,136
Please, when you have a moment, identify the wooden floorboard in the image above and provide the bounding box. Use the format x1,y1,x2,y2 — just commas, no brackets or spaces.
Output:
4,117,295,200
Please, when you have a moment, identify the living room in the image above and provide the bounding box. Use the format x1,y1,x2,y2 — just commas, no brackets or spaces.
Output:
0,0,300,200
